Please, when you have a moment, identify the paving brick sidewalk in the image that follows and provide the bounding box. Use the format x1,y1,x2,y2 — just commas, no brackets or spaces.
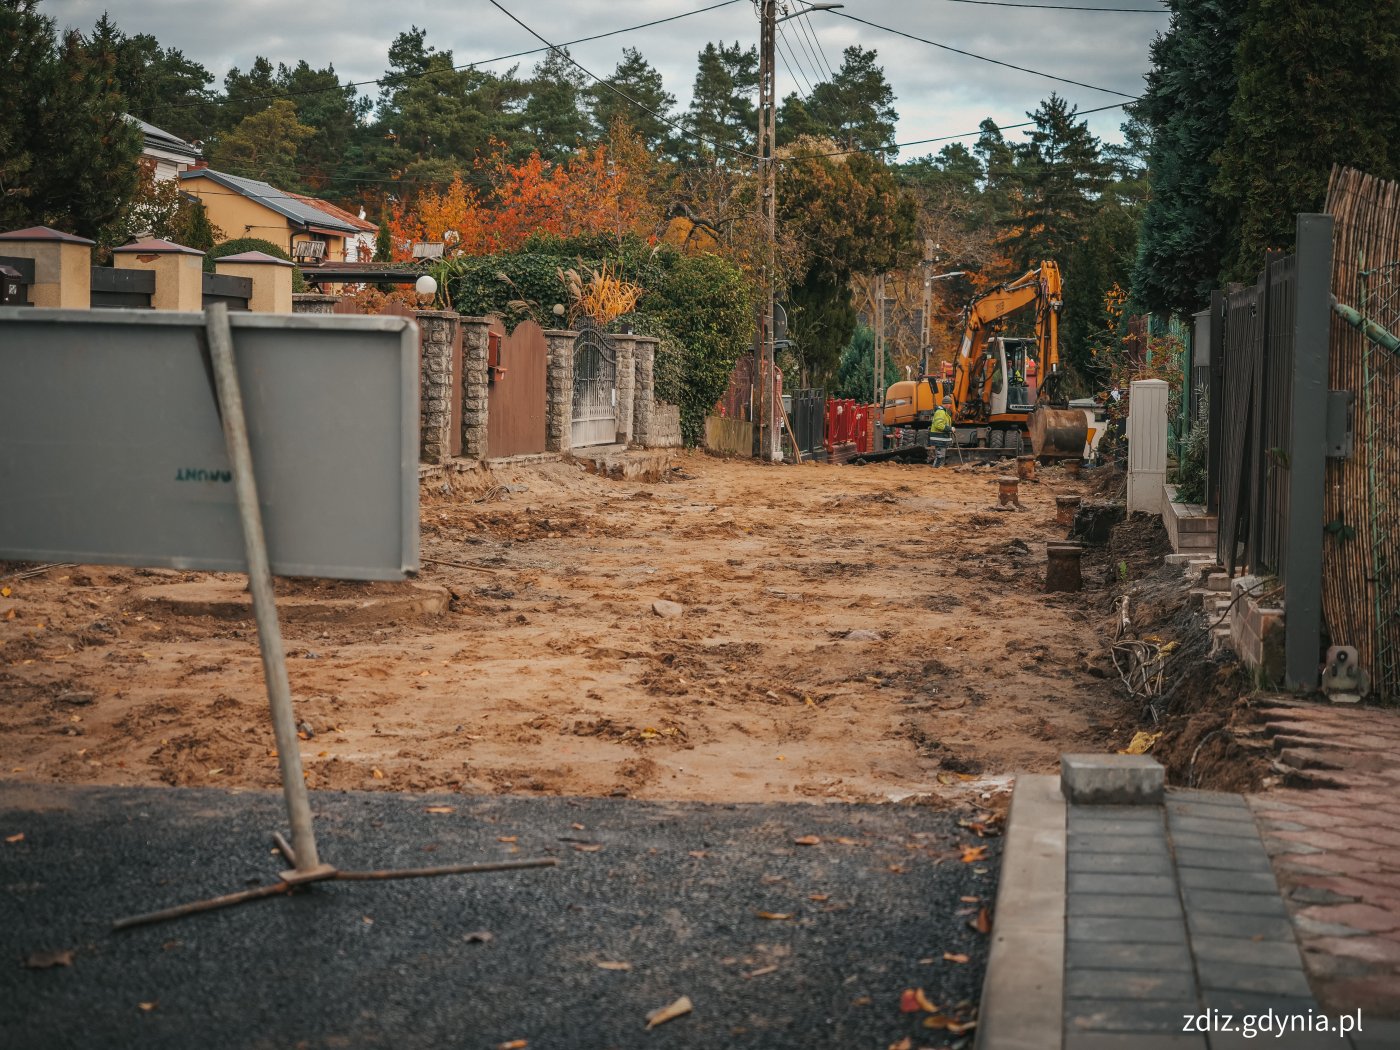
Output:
1064,789,1344,1049
1249,697,1400,1019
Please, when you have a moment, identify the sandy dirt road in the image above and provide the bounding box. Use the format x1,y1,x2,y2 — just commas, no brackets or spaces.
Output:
0,453,1137,806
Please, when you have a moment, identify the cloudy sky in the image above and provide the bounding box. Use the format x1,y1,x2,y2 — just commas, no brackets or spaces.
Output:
46,0,1166,159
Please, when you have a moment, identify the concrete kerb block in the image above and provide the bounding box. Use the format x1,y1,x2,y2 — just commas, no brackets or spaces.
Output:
975,774,1065,1050
1061,754,1165,806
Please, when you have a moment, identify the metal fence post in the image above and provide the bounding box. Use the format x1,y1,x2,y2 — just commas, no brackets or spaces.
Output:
1206,291,1224,515
1285,214,1332,690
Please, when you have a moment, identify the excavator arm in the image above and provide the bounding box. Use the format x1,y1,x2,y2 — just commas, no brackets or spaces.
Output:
950,262,1062,421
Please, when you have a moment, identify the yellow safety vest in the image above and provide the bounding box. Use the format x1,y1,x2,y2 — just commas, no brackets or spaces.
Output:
930,407,953,434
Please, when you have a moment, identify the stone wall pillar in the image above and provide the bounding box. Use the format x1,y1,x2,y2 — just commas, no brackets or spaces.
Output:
292,293,341,314
458,316,493,460
112,238,204,311
632,336,658,445
613,334,637,444
0,226,93,308
416,309,460,464
214,251,293,313
544,329,577,454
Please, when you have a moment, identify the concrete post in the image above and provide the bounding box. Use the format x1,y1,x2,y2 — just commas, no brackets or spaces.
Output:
1126,378,1169,514
416,310,459,465
0,226,93,308
214,251,293,313
544,329,576,454
458,316,493,460
112,238,204,311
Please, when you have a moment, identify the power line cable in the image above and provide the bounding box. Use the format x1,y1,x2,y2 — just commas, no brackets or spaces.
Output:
486,0,760,160
828,10,1142,100
936,0,1165,11
791,8,838,82
779,99,1132,161
166,0,743,110
775,27,816,96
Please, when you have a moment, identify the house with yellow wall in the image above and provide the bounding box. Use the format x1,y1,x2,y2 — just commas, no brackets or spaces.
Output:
179,167,375,262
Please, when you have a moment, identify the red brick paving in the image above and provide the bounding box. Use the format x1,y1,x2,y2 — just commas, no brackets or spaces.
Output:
1250,697,1400,1019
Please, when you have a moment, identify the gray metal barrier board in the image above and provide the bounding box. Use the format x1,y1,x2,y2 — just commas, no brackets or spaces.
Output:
0,308,419,580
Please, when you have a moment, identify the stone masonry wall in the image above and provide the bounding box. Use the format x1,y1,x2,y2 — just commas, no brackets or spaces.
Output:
416,310,458,464
614,336,637,444
632,337,659,446
648,403,683,447
291,293,340,314
544,329,576,453
459,316,492,460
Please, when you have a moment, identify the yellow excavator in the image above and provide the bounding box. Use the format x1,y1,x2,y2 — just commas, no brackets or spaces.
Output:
882,260,1087,458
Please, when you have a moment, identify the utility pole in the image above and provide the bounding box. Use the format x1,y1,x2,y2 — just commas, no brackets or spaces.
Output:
757,0,779,461
873,273,885,408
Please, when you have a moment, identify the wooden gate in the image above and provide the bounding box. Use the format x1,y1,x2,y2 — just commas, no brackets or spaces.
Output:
572,322,618,447
487,317,547,458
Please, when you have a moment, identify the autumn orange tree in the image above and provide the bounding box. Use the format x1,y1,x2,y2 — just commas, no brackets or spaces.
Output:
386,134,663,260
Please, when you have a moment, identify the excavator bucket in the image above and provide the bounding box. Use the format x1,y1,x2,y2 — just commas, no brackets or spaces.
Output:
1028,404,1089,460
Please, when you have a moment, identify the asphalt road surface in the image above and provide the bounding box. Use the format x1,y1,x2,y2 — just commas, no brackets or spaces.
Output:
1,785,998,1049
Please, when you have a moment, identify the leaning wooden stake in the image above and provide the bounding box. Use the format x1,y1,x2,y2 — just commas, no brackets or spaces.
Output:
205,303,327,878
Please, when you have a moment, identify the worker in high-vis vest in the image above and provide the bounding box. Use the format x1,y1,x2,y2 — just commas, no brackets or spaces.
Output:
929,396,955,467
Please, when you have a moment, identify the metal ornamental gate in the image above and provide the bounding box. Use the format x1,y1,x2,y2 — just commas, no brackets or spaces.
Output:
572,322,618,447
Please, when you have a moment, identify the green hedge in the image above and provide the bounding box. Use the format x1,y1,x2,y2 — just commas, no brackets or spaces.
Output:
433,237,755,444
205,237,308,292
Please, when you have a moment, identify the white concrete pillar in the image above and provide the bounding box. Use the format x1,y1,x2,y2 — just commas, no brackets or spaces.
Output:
1127,378,1168,514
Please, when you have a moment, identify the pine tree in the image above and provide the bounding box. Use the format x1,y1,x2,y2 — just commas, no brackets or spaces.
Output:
590,48,675,153
522,49,590,161
1129,0,1244,312
207,99,316,188
683,42,758,162
0,3,142,238
792,46,898,156
1215,0,1400,279
1000,94,1109,270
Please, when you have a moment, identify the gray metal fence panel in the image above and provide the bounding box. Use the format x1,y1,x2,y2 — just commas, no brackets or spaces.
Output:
0,308,419,580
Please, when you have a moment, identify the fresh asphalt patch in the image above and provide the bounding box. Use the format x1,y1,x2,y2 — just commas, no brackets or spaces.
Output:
1,785,998,1049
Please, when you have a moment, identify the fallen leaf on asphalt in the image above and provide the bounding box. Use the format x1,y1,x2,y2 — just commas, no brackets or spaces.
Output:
851,996,872,1007
464,931,494,944
23,949,73,969
688,850,706,859
497,1041,527,1049
943,952,970,964
946,1019,978,1035
915,988,939,1012
793,835,821,846
138,1002,157,1012
645,995,693,1029
371,768,384,779
744,965,779,978
424,806,455,815
597,961,632,971
807,893,830,902
970,907,992,934
572,843,603,853
899,989,922,1013
923,1014,951,1029
960,896,980,903
888,1039,912,1050
5,833,23,844
754,911,793,920
887,864,907,874
497,836,518,843
919,957,934,965
832,836,860,846
960,845,988,863
571,823,586,831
